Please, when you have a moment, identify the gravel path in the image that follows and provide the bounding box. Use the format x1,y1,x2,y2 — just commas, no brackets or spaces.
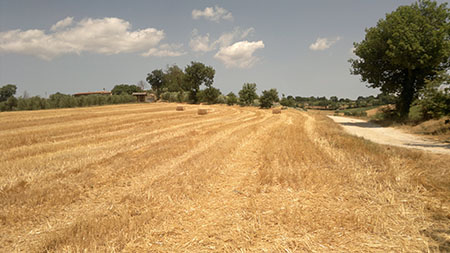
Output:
328,116,450,155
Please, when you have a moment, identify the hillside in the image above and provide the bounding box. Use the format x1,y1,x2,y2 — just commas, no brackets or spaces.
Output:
0,103,449,252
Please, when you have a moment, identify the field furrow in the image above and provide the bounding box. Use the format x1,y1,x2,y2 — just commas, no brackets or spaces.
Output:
0,104,449,252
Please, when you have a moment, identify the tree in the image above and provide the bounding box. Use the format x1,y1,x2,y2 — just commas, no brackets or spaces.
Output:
260,89,279,108
184,62,215,103
238,83,258,106
164,65,185,92
111,84,142,95
0,84,17,102
226,92,238,105
350,0,450,117
197,87,221,104
280,95,296,107
409,71,450,120
146,69,165,99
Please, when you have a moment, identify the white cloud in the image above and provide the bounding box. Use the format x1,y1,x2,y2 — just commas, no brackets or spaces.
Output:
142,44,186,57
0,17,179,60
309,37,341,51
50,17,74,31
192,6,233,22
189,29,214,52
189,27,254,53
214,40,264,68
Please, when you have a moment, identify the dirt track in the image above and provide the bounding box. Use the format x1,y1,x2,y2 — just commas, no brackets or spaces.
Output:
328,116,450,155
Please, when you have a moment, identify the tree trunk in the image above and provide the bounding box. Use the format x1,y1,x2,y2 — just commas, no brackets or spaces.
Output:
398,70,415,118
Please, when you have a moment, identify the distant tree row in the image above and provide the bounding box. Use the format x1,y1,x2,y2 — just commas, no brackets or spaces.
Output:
0,85,135,112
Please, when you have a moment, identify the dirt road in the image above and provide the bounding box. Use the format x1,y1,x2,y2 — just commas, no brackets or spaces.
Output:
328,115,450,155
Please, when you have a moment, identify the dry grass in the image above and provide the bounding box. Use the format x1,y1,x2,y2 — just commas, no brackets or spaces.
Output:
0,104,449,252
406,116,450,143
176,105,185,111
272,108,281,114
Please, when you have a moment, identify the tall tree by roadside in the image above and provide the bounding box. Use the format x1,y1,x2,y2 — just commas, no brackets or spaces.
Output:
184,62,215,103
238,83,258,106
0,84,17,102
349,0,450,117
146,69,165,99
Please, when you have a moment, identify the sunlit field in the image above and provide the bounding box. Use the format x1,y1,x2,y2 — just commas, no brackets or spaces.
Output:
1,103,449,252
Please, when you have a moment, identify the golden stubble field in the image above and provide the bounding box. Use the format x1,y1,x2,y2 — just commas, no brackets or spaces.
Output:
0,103,449,252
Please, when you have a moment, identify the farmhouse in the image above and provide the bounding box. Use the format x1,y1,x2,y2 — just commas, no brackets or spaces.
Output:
132,92,149,102
73,91,111,97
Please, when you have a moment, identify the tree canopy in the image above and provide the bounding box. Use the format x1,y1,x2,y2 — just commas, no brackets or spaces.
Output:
0,84,17,102
146,69,165,98
111,84,142,95
238,83,258,106
184,62,215,103
350,0,450,117
163,65,185,92
260,89,279,108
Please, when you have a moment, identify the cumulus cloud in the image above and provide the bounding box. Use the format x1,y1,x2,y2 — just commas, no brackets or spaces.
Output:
50,17,74,31
0,17,184,60
309,37,341,51
142,43,186,57
189,27,254,53
192,6,233,22
189,29,214,52
214,40,264,68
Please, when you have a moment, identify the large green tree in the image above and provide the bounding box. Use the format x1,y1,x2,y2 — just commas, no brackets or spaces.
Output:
163,65,185,92
260,89,279,108
184,62,215,103
146,69,165,99
350,0,449,117
0,84,17,102
238,83,258,106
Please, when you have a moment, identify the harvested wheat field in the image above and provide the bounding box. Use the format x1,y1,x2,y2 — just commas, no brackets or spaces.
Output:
1,103,449,252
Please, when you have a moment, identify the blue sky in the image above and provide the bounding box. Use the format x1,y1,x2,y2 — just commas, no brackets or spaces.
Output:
0,0,444,99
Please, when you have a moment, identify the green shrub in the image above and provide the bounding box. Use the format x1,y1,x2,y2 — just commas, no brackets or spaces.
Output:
226,92,238,105
217,95,227,104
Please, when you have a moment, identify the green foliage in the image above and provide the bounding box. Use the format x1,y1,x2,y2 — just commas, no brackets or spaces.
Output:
163,65,185,92
160,91,190,103
0,96,18,111
197,87,221,104
184,62,215,103
350,0,450,117
238,83,258,106
217,95,227,104
111,84,142,95
409,72,450,121
0,84,17,102
146,69,165,98
226,92,238,106
260,89,279,108
280,94,295,108
0,93,135,112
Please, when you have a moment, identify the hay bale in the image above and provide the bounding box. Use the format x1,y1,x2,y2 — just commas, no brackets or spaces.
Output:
198,108,208,115
176,106,185,111
272,108,281,114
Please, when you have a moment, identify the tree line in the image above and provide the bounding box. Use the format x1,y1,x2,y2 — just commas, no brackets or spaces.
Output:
0,86,135,111
1,0,449,122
